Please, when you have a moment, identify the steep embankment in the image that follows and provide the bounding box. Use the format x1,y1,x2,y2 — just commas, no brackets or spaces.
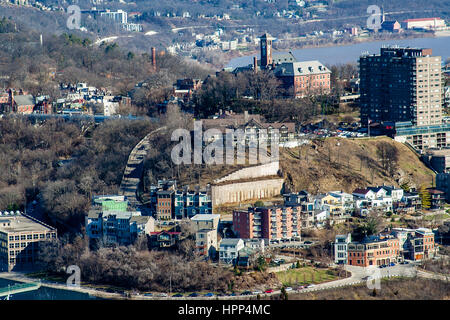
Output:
281,136,434,194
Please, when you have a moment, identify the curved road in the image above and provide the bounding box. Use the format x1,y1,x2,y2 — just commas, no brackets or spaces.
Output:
119,126,167,209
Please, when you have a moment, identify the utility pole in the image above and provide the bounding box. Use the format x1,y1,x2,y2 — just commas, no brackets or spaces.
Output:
368,118,370,137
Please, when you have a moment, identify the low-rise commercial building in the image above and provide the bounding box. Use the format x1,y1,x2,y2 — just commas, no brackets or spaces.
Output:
0,211,57,272
347,235,401,267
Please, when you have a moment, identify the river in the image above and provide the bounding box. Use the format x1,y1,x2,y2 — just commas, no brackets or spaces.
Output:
0,278,101,300
226,36,450,68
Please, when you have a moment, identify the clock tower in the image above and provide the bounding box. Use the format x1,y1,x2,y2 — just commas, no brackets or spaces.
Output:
260,33,274,68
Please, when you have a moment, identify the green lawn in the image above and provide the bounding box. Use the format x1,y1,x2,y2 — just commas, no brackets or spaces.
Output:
423,213,450,221
276,267,339,286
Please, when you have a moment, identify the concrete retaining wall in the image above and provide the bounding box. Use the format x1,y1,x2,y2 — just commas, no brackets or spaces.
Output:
214,161,279,184
211,178,284,207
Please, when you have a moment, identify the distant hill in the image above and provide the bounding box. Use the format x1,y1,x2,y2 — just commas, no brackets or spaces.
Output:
281,136,435,194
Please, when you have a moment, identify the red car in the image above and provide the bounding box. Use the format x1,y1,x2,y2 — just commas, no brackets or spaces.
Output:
264,289,274,294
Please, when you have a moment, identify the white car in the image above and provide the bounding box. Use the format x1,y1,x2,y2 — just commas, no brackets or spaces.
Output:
306,284,316,288
252,290,262,295
285,287,293,292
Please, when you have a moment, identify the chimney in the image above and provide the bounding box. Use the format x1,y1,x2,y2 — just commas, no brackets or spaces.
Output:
151,47,156,71
253,56,258,73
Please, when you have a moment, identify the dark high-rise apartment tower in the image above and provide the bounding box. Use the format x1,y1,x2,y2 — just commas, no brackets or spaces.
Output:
359,47,443,127
260,33,274,68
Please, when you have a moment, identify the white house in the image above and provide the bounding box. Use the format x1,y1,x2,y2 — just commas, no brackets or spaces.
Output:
368,187,388,199
243,238,265,253
371,197,393,211
334,233,351,264
381,186,404,202
352,188,376,200
219,238,245,264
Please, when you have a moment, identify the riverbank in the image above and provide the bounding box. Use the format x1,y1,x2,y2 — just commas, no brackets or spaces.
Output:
0,272,123,300
224,31,450,69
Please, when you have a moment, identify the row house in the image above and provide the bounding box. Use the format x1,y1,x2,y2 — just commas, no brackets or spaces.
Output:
391,227,436,261
191,214,220,257
86,203,154,246
335,227,436,265
232,206,301,240
149,180,212,220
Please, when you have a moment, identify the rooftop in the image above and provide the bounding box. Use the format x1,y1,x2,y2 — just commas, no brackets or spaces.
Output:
0,213,55,233
274,61,330,77
191,214,220,221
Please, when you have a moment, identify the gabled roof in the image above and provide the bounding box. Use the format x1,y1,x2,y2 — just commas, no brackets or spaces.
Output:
14,95,35,106
353,188,372,195
274,61,330,77
273,52,297,64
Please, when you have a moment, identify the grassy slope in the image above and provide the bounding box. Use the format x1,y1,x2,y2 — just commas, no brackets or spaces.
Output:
281,136,435,194
287,278,450,300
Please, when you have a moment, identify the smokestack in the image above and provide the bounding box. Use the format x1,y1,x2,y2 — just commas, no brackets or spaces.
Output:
253,56,258,73
151,47,156,71
9,88,13,113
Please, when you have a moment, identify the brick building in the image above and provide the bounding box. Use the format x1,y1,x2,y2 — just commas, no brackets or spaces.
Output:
347,235,401,267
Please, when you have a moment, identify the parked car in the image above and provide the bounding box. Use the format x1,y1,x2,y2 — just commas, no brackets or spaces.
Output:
241,291,252,296
285,287,293,292
379,265,386,268
204,293,214,297
157,293,168,297
389,262,395,267
172,293,183,297
400,261,409,265
306,284,316,288
143,293,153,297
252,290,262,295
188,292,198,297
229,292,237,296
304,241,312,244
264,289,274,294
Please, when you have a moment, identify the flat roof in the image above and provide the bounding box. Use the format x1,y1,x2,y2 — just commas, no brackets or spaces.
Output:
191,214,220,221
0,213,55,233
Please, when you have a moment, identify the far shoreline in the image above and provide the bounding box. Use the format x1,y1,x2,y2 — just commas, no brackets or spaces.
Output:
221,30,449,69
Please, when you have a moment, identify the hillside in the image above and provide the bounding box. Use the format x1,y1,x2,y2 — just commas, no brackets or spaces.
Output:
281,136,435,194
